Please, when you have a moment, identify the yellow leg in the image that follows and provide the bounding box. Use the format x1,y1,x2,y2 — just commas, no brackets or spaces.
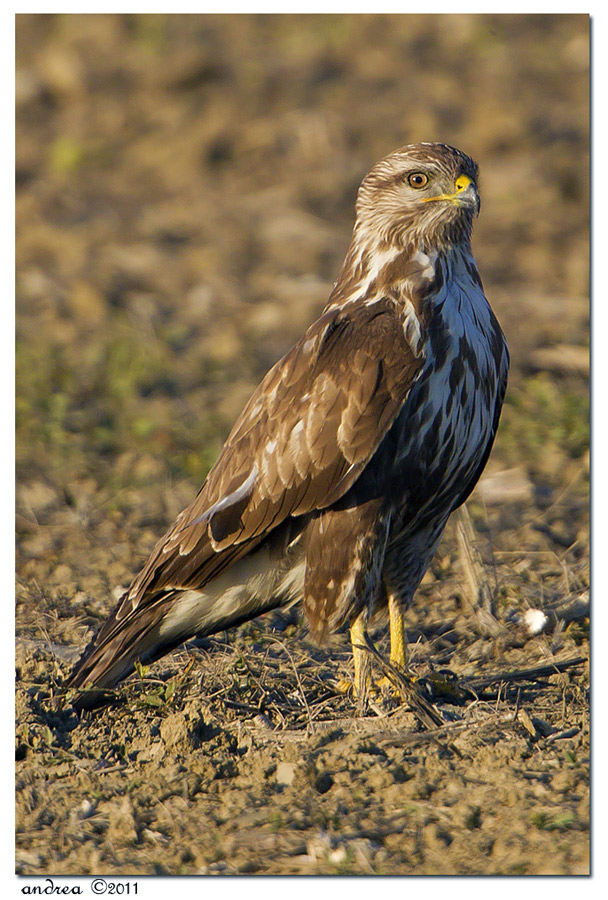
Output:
345,598,442,728
388,593,407,670
350,611,368,697
342,601,406,703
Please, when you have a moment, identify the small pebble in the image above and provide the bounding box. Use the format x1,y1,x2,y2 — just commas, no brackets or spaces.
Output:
276,762,296,786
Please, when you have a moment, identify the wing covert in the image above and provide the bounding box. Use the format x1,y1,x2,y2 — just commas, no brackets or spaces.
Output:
126,298,425,605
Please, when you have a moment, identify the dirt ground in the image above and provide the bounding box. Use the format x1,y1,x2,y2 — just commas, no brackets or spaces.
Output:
16,14,589,876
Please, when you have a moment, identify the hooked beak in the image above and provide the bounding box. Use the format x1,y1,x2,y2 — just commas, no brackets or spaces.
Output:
422,174,480,217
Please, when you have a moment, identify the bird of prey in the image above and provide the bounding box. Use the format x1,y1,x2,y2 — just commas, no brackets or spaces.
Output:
66,142,509,711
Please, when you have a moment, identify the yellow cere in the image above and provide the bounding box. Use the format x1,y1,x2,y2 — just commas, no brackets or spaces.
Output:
422,173,474,204
455,174,473,192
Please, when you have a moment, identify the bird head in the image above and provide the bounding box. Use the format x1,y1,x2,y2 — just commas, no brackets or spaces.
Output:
355,142,480,252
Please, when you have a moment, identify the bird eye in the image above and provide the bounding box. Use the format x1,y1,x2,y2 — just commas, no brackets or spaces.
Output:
407,172,429,189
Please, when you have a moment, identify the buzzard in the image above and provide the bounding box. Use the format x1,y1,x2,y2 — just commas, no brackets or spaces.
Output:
67,142,509,710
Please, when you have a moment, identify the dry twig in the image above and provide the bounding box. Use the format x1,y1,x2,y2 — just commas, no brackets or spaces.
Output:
456,505,502,636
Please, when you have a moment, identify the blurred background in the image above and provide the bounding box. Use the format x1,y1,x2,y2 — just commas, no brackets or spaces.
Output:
15,14,590,878
16,12,588,632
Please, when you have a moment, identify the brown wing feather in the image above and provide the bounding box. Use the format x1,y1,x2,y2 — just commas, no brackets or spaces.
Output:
116,298,424,622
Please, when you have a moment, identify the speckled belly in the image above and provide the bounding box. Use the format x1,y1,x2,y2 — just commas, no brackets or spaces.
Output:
379,313,502,604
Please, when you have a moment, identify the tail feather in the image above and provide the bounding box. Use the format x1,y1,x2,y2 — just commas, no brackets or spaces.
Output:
65,590,183,710
65,577,300,710
65,528,308,711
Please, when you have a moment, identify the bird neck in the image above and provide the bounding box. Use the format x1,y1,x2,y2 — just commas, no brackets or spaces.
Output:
326,232,463,313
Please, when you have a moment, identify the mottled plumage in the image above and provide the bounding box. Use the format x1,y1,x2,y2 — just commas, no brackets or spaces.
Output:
67,142,508,710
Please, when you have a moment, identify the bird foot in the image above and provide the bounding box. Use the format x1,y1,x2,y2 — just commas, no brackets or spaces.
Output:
335,673,396,697
335,677,355,695
353,632,444,729
372,667,408,696
336,663,413,707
